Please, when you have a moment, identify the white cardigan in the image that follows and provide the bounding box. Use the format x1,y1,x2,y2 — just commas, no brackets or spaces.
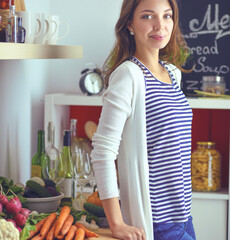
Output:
91,60,181,240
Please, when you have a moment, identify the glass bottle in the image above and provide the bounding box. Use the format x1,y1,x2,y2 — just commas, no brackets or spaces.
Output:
17,17,25,43
46,122,65,185
6,5,18,42
70,119,81,160
191,142,221,192
60,130,74,200
31,130,50,179
0,15,7,42
70,119,78,141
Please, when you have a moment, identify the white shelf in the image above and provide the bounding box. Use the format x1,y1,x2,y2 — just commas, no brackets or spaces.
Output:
0,43,83,60
45,94,230,109
44,94,102,150
188,98,230,110
192,189,229,200
45,93,102,106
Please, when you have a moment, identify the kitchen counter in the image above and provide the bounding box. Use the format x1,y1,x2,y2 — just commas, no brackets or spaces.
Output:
88,228,119,239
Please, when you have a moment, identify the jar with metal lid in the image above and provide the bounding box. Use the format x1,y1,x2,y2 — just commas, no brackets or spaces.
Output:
191,142,221,192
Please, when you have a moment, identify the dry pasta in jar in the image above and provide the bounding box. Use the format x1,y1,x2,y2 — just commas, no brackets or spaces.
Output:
191,142,221,192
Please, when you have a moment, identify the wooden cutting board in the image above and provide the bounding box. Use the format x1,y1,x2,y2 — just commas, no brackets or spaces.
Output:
87,228,119,239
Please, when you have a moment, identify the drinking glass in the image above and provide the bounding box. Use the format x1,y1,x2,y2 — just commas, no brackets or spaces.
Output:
73,148,92,198
48,150,66,186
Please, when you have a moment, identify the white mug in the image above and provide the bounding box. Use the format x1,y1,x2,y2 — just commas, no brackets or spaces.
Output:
16,11,41,44
44,15,69,45
34,13,50,44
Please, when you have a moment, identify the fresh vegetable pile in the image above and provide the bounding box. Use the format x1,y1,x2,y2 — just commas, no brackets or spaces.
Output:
83,191,105,218
23,177,61,198
0,177,108,239
24,206,99,240
0,177,29,234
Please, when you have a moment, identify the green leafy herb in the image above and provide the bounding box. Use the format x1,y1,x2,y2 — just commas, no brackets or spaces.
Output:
19,212,52,240
69,208,99,224
20,223,36,240
0,176,24,196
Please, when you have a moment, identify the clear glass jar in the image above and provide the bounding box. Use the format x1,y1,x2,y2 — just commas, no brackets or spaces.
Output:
191,142,221,192
202,76,226,95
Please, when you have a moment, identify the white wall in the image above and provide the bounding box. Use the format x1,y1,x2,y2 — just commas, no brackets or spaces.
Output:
0,61,30,183
46,0,122,95
0,0,122,184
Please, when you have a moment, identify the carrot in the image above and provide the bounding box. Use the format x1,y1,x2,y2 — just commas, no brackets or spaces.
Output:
54,205,71,237
46,221,57,240
65,225,77,240
74,227,85,240
75,222,99,238
40,212,57,236
28,218,46,238
56,234,65,239
31,234,45,240
60,215,74,235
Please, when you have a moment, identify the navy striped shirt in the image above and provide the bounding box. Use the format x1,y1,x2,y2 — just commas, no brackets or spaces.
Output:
130,57,193,223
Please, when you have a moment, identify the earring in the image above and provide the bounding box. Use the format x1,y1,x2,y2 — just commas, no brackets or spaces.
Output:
130,30,134,35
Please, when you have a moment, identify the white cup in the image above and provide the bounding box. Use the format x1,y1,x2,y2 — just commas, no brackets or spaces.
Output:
44,15,69,45
34,13,50,44
16,11,41,44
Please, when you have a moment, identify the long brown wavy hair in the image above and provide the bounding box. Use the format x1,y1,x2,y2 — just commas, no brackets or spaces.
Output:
103,0,190,88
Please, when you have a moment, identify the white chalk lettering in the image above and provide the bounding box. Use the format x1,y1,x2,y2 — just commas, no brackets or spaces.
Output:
183,33,198,39
188,4,230,40
187,40,219,56
185,80,199,90
195,56,230,75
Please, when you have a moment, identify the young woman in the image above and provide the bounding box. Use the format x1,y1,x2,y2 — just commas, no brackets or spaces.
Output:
91,0,196,239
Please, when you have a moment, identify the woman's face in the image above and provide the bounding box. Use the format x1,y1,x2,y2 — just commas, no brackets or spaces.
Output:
129,0,174,54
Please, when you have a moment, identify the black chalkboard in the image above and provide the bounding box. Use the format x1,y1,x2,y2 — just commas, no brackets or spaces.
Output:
178,0,230,95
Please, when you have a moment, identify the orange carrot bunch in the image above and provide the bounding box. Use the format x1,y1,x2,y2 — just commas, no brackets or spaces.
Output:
27,205,99,240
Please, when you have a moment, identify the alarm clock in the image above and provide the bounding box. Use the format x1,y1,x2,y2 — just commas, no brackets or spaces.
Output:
79,67,104,96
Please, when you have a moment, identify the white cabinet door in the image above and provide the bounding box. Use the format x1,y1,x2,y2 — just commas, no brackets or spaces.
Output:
191,198,227,240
